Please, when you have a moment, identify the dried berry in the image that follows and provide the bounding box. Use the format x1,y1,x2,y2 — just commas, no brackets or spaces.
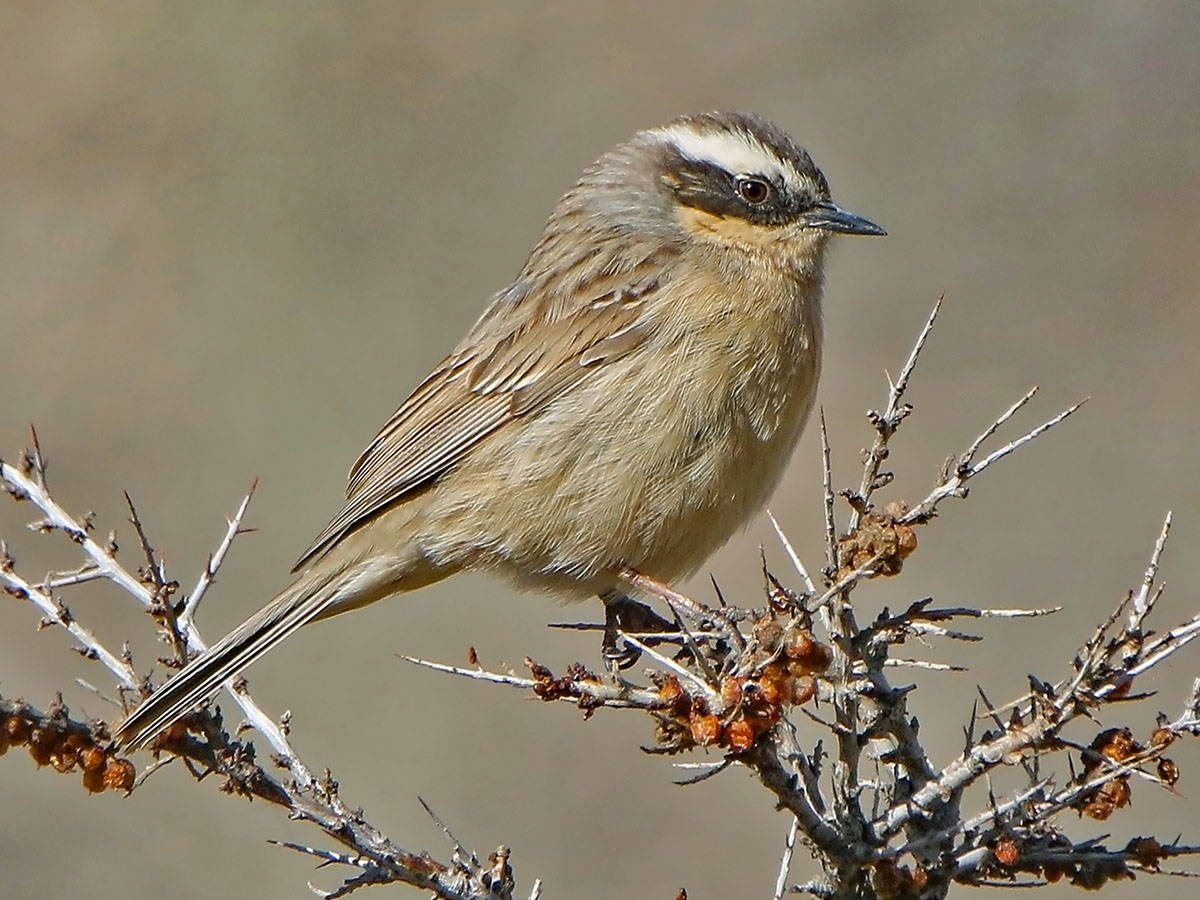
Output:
791,675,817,705
658,676,686,710
1150,727,1175,748
757,664,790,706
725,719,756,753
82,764,107,794
103,757,136,793
1157,757,1180,786
27,727,56,767
49,747,78,774
994,839,1019,866
752,615,783,652
4,714,31,745
1132,837,1166,869
689,714,721,747
719,677,744,710
81,745,107,772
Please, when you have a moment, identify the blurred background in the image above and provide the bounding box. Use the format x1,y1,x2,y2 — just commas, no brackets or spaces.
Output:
2,2,1199,897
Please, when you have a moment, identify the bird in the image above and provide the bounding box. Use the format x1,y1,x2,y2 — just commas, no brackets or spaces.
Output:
114,111,884,750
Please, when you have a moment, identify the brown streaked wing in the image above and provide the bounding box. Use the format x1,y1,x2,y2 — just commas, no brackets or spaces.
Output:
292,285,654,571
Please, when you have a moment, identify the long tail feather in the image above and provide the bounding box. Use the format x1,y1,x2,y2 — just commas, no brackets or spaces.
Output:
115,566,344,750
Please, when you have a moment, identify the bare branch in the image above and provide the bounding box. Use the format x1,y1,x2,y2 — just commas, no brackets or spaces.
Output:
774,816,800,900
847,295,941,534
0,549,139,689
767,509,817,597
901,398,1087,525
178,480,257,633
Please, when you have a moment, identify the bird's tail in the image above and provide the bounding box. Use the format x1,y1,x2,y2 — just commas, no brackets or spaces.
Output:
115,561,357,751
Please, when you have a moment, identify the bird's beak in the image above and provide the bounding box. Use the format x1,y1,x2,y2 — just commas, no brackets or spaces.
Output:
802,201,886,236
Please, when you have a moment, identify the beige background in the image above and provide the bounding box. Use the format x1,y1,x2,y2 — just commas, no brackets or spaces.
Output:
3,3,1199,897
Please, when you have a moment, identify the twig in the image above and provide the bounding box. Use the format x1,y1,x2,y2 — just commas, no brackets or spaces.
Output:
820,410,837,578
0,554,139,689
847,295,941,534
768,510,817,597
773,815,800,900
619,631,723,710
177,481,257,633
901,399,1087,525
1132,511,1171,621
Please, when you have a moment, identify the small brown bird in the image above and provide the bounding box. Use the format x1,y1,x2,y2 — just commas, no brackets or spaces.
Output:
116,111,883,749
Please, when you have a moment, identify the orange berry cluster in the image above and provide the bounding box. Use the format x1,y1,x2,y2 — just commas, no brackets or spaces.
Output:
0,701,135,794
837,502,918,580
526,659,605,716
1036,837,1137,889
871,857,930,899
981,832,1139,888
661,617,832,754
524,611,832,755
1077,726,1178,821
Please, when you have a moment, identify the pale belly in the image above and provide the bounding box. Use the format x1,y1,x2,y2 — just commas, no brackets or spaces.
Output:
413,321,820,597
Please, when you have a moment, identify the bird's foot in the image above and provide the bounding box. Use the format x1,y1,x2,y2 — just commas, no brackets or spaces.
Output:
600,591,676,673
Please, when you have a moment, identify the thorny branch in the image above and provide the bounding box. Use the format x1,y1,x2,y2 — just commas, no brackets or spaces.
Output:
0,435,530,900
410,300,1200,898
4,299,1200,899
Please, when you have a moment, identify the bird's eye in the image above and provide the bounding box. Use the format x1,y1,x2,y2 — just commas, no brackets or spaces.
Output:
736,177,771,205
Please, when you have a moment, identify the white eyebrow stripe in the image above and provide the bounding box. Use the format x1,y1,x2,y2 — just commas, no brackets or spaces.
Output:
657,124,796,185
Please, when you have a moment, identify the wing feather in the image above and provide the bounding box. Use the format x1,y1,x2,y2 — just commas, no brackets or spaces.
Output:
293,279,656,571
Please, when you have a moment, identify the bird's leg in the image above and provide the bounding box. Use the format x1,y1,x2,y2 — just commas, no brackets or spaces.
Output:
598,589,676,672
618,568,708,618
618,567,746,650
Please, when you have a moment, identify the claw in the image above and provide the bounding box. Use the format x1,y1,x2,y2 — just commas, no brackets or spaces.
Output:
600,591,675,672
